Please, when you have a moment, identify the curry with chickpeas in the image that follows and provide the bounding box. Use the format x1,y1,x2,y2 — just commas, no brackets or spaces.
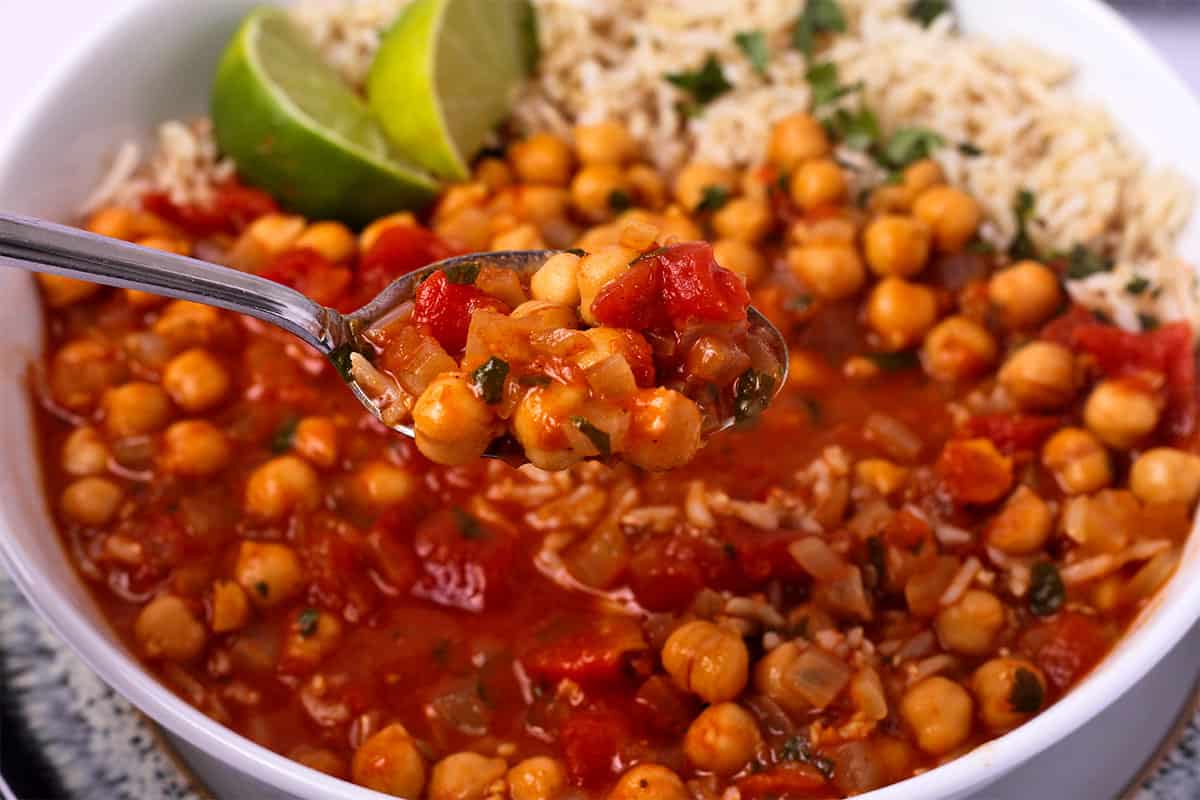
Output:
32,110,1200,798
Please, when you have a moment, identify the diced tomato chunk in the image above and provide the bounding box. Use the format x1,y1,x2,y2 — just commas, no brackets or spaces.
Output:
412,270,510,354
260,248,353,310
735,763,831,799
1025,611,1111,693
1039,305,1096,347
628,535,715,611
358,225,457,302
633,675,700,736
591,242,750,330
142,180,277,236
961,413,1061,455
560,711,630,787
521,618,646,684
882,508,932,550
936,438,1013,505
408,508,516,612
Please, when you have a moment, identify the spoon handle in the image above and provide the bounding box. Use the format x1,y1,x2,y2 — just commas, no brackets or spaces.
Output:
0,212,340,352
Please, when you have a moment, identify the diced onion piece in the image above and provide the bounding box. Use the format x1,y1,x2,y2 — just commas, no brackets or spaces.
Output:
789,537,847,582
1123,548,1179,602
586,354,638,399
787,647,851,710
863,413,923,462
849,666,888,721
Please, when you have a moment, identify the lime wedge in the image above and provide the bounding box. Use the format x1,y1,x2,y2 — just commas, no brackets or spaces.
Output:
367,0,537,181
211,7,439,226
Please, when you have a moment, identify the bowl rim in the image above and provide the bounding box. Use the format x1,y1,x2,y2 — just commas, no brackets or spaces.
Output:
2,1,1200,799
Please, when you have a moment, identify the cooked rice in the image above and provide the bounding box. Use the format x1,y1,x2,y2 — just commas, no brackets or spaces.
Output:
290,0,407,86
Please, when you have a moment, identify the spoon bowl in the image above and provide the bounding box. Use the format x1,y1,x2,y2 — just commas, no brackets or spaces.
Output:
0,213,789,464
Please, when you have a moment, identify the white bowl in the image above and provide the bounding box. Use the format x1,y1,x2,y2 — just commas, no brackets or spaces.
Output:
1,2,1199,799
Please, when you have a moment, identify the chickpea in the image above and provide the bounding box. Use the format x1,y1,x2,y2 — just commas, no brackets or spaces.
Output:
626,164,667,210
712,195,773,244
295,221,356,263
282,609,343,672
507,757,565,800
512,383,590,471
355,460,417,508
86,206,137,239
37,274,101,307
436,207,491,252
1130,448,1200,505
244,455,321,520
972,658,1047,732
863,214,932,277
50,339,126,412
609,765,688,800
901,159,945,198
352,724,427,798
515,186,572,226
1083,379,1162,449
102,382,172,437
683,702,761,776
62,426,110,477
361,211,418,252
787,242,866,301
997,342,1077,410
577,245,637,324
491,223,547,251
574,120,637,165
855,458,910,496
228,213,306,270
474,156,513,191
510,133,574,186
531,252,582,306
413,373,499,465
625,388,703,471
987,261,1062,329
673,162,737,213
658,205,703,242
161,420,232,477
912,186,981,253
712,238,766,285
662,620,749,703
900,676,974,755
153,301,221,348
986,486,1054,555
864,278,938,350
1042,428,1112,494
428,752,507,800
789,158,847,211
209,579,250,633
571,164,631,222
935,589,1006,656
61,476,124,526
235,541,304,608
618,218,660,251
135,595,206,662
162,348,231,413
767,112,830,169
921,316,997,382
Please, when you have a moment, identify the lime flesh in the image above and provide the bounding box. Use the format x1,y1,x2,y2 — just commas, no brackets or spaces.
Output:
367,0,537,181
211,7,439,226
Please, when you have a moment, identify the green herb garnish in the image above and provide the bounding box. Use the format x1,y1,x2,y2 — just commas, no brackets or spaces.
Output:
472,357,510,404
723,542,738,560
793,0,847,57
297,608,319,638
779,736,836,780
734,368,777,424
1065,243,1114,280
696,185,730,213
881,127,945,169
443,261,482,285
1010,667,1045,713
1125,276,1151,295
734,30,770,77
1029,561,1065,617
786,293,814,313
254,581,269,598
1009,189,1039,260
570,416,611,457
806,62,860,107
959,141,983,157
908,0,951,27
453,508,487,540
966,237,997,255
564,248,586,256
665,54,733,106
824,106,880,150
270,416,299,454
608,189,632,212
867,350,920,372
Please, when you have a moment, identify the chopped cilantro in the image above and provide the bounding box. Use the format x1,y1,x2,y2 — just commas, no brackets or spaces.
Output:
1125,276,1151,295
966,237,997,255
824,106,880,150
881,127,945,170
696,185,730,213
564,248,586,256
779,736,836,780
1009,189,1039,260
297,608,319,638
734,368,778,424
570,416,611,457
908,0,951,27
1010,667,1045,713
734,30,770,77
269,416,299,454
1139,312,1160,331
806,61,860,107
866,350,920,372
723,542,738,560
254,581,269,598
793,0,847,57
453,508,487,540
786,293,814,313
1065,243,1114,280
1029,561,1065,617
472,357,510,404
608,189,632,212
443,261,482,285
959,141,984,157
665,54,733,106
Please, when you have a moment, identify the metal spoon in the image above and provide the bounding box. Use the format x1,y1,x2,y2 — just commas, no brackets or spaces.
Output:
0,212,788,455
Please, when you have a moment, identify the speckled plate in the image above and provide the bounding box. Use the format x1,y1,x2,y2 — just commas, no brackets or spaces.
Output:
3,567,1200,800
